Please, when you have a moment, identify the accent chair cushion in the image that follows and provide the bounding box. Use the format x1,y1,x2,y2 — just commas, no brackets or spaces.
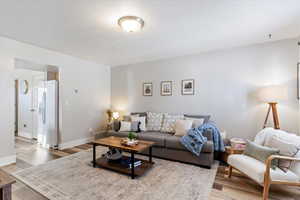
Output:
228,154,299,184
266,135,300,172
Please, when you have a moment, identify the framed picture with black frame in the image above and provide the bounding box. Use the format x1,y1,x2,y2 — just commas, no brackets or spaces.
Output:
181,79,195,95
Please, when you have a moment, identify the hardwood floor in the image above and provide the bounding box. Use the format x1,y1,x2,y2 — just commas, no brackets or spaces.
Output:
1,137,299,200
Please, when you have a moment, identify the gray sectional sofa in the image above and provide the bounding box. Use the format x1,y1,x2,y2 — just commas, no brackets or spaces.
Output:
95,113,215,168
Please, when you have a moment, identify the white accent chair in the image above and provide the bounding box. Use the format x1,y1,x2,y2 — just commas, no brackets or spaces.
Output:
227,128,300,200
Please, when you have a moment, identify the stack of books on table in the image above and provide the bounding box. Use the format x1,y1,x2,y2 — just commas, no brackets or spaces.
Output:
120,157,142,169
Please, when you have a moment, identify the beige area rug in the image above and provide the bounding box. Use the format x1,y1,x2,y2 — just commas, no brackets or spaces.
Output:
13,147,218,200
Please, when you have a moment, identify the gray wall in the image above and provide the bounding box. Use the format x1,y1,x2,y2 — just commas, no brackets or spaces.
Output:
111,38,299,139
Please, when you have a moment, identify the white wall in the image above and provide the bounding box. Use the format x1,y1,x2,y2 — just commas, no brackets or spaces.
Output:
111,38,299,139
0,36,110,165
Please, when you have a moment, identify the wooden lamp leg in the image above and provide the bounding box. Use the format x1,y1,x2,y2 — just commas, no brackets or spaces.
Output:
270,103,280,129
263,104,271,129
263,102,280,130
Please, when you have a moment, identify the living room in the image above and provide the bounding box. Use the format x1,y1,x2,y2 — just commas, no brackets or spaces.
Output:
0,1,299,200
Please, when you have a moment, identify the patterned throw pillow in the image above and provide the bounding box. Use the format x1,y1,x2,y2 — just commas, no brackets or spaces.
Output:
161,114,184,133
131,116,146,131
146,112,164,131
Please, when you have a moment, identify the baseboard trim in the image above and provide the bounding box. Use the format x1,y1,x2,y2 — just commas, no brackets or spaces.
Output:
58,137,94,150
18,131,32,139
0,155,16,167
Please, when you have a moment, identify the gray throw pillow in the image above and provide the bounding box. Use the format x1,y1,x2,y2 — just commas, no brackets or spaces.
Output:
244,140,279,168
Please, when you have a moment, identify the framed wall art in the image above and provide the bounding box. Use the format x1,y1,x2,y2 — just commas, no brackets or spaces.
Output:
143,82,153,96
161,81,172,96
182,79,194,95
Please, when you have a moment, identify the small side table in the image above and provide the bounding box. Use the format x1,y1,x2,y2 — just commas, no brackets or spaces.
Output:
0,170,16,200
221,146,245,163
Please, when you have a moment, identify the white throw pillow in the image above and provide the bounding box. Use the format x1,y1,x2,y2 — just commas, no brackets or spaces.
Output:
131,116,146,131
185,117,204,128
146,112,164,131
174,119,193,137
161,114,184,133
119,121,131,132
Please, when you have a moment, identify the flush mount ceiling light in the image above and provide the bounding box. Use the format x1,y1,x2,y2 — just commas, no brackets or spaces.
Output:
118,16,144,32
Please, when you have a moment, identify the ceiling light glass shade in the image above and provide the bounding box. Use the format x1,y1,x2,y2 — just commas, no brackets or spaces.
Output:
118,16,144,32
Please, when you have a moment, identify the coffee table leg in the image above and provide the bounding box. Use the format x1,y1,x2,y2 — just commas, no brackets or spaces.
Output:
131,152,135,179
93,143,96,168
149,146,152,163
1,185,12,200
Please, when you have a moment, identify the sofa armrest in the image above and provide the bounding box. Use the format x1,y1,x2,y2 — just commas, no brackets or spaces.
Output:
203,129,213,141
265,155,300,183
202,141,214,153
94,131,110,139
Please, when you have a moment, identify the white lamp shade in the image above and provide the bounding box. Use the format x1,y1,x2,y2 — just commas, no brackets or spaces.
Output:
257,85,288,103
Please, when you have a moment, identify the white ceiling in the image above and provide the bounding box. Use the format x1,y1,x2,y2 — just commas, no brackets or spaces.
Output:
1,0,300,67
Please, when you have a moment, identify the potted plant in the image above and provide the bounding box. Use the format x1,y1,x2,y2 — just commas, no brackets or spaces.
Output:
128,132,137,141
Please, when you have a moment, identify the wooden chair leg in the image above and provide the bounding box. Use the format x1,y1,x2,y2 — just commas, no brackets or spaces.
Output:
228,166,232,178
263,180,270,200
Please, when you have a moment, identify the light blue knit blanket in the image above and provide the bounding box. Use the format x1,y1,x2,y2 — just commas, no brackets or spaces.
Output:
180,121,225,156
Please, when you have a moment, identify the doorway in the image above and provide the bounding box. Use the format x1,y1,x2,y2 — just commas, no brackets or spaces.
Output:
14,59,59,149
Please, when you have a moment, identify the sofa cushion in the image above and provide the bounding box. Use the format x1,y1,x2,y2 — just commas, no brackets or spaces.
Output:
184,114,210,123
137,132,165,147
165,135,214,153
228,154,299,184
161,114,184,133
174,119,193,136
146,112,164,131
107,131,129,138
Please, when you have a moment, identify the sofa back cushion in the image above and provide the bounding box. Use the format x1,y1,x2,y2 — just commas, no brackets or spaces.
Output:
174,119,193,136
184,115,210,123
161,114,184,133
131,112,147,118
146,112,164,131
131,116,146,131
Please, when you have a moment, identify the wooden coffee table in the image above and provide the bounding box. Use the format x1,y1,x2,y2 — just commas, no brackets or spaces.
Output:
92,136,155,179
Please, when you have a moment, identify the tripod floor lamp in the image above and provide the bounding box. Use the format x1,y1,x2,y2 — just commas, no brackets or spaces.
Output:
258,85,287,129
